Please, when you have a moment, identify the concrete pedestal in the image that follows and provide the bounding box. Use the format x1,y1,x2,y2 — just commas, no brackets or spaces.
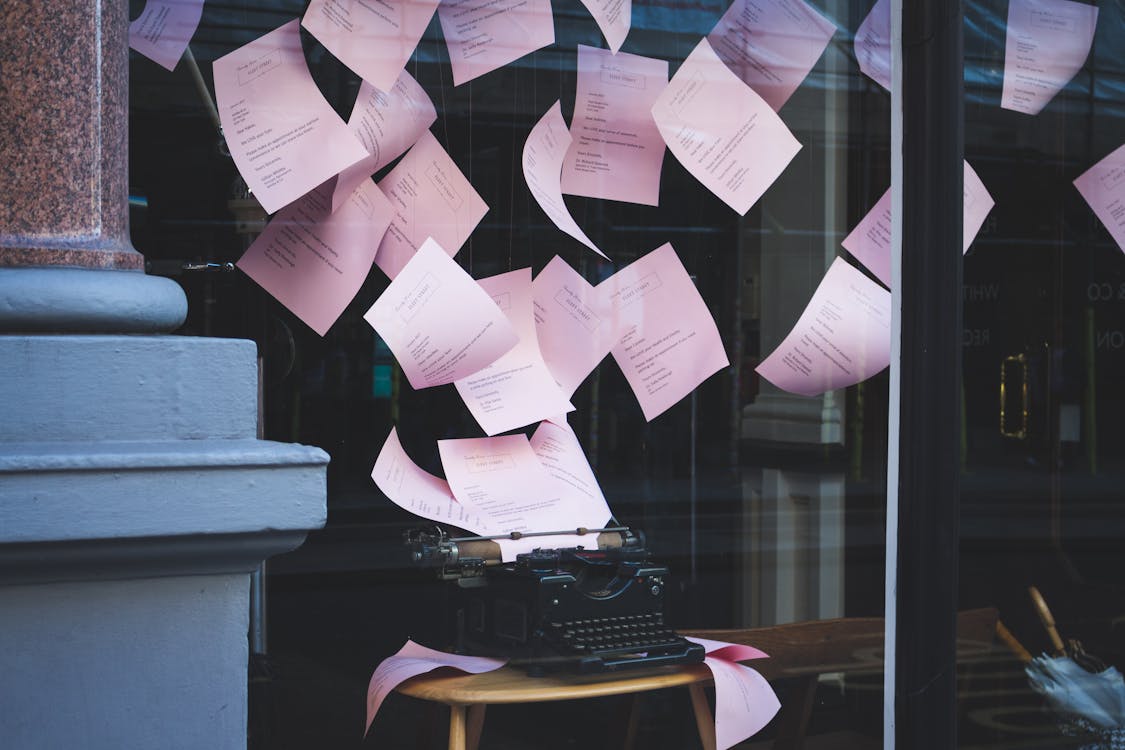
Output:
0,336,328,750
0,2,328,747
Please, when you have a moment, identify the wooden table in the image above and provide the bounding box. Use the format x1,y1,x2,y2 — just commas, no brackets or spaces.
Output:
396,663,717,750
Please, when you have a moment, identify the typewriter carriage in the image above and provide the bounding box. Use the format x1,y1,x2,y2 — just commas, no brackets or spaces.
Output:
406,524,705,674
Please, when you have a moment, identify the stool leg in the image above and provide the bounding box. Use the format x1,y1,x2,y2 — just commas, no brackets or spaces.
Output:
448,705,467,750
688,684,717,750
467,705,487,750
622,694,642,750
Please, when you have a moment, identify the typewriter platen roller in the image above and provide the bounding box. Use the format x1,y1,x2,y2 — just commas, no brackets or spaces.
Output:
406,525,705,674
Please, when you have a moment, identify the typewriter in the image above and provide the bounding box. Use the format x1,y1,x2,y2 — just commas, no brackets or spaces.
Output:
406,525,705,675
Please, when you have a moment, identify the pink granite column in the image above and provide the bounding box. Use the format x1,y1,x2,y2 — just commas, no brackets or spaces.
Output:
0,0,186,332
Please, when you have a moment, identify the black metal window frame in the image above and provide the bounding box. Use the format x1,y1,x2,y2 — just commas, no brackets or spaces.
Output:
891,0,964,746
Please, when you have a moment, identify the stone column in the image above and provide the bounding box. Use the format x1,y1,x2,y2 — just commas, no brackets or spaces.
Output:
0,0,185,331
0,3,328,749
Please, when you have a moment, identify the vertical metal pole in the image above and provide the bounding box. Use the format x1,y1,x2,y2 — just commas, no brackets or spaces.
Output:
250,565,267,656
892,0,963,747
690,388,698,583
250,355,268,656
689,275,700,584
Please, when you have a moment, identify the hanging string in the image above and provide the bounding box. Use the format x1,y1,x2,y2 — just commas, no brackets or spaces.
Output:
436,36,450,149
468,80,473,275
508,64,517,272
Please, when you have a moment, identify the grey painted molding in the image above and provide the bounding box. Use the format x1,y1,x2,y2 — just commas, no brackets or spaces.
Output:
0,335,259,442
0,439,328,544
0,267,187,333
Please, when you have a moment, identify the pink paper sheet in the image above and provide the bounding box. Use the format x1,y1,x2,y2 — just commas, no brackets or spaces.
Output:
236,180,393,335
213,20,369,215
703,657,782,749
363,237,518,389
331,71,437,213
376,131,490,279
1074,143,1125,255
842,161,994,287
438,434,600,560
128,0,205,71
607,243,730,421
372,422,611,553
302,0,440,93
561,46,668,207
365,640,506,735
454,269,575,436
578,0,632,53
684,636,779,750
756,257,891,397
438,0,555,86
524,102,608,259
532,256,623,396
707,0,836,112
530,419,613,529
1001,0,1098,115
962,161,995,253
371,427,484,530
651,38,801,216
854,0,891,91
841,188,892,286
685,636,769,662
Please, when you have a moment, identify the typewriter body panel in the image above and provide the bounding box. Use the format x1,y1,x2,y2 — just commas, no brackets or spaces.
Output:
407,526,705,674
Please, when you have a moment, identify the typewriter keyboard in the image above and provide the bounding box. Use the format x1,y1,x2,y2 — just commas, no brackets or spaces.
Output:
545,613,683,654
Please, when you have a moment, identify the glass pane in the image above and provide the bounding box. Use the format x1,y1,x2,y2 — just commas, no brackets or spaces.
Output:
960,1,1125,747
128,0,891,746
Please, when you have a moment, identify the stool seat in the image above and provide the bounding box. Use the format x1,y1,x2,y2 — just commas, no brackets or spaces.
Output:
398,662,713,705
395,663,717,750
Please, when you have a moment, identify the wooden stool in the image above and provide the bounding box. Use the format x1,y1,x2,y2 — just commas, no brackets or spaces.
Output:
396,663,717,750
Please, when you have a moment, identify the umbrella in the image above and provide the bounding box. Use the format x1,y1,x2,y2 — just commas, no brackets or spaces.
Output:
1023,587,1125,748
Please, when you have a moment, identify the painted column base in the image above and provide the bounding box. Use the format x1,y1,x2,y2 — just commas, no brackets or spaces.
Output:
0,335,328,750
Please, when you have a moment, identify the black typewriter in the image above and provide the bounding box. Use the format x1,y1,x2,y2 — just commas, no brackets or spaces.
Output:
406,525,705,675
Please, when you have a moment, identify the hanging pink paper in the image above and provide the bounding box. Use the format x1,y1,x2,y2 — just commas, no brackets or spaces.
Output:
651,38,801,216
438,0,555,86
454,269,575,436
331,71,437,212
854,0,890,91
1001,0,1098,115
438,434,603,560
1074,143,1125,256
841,188,892,287
375,131,490,279
756,257,890,396
213,20,368,214
962,161,995,253
302,0,440,93
129,0,205,71
363,237,518,389
524,102,608,258
371,427,484,530
529,419,613,529
707,0,836,111
237,180,393,336
842,161,994,287
532,256,624,396
561,45,668,207
607,243,729,421
578,0,631,53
